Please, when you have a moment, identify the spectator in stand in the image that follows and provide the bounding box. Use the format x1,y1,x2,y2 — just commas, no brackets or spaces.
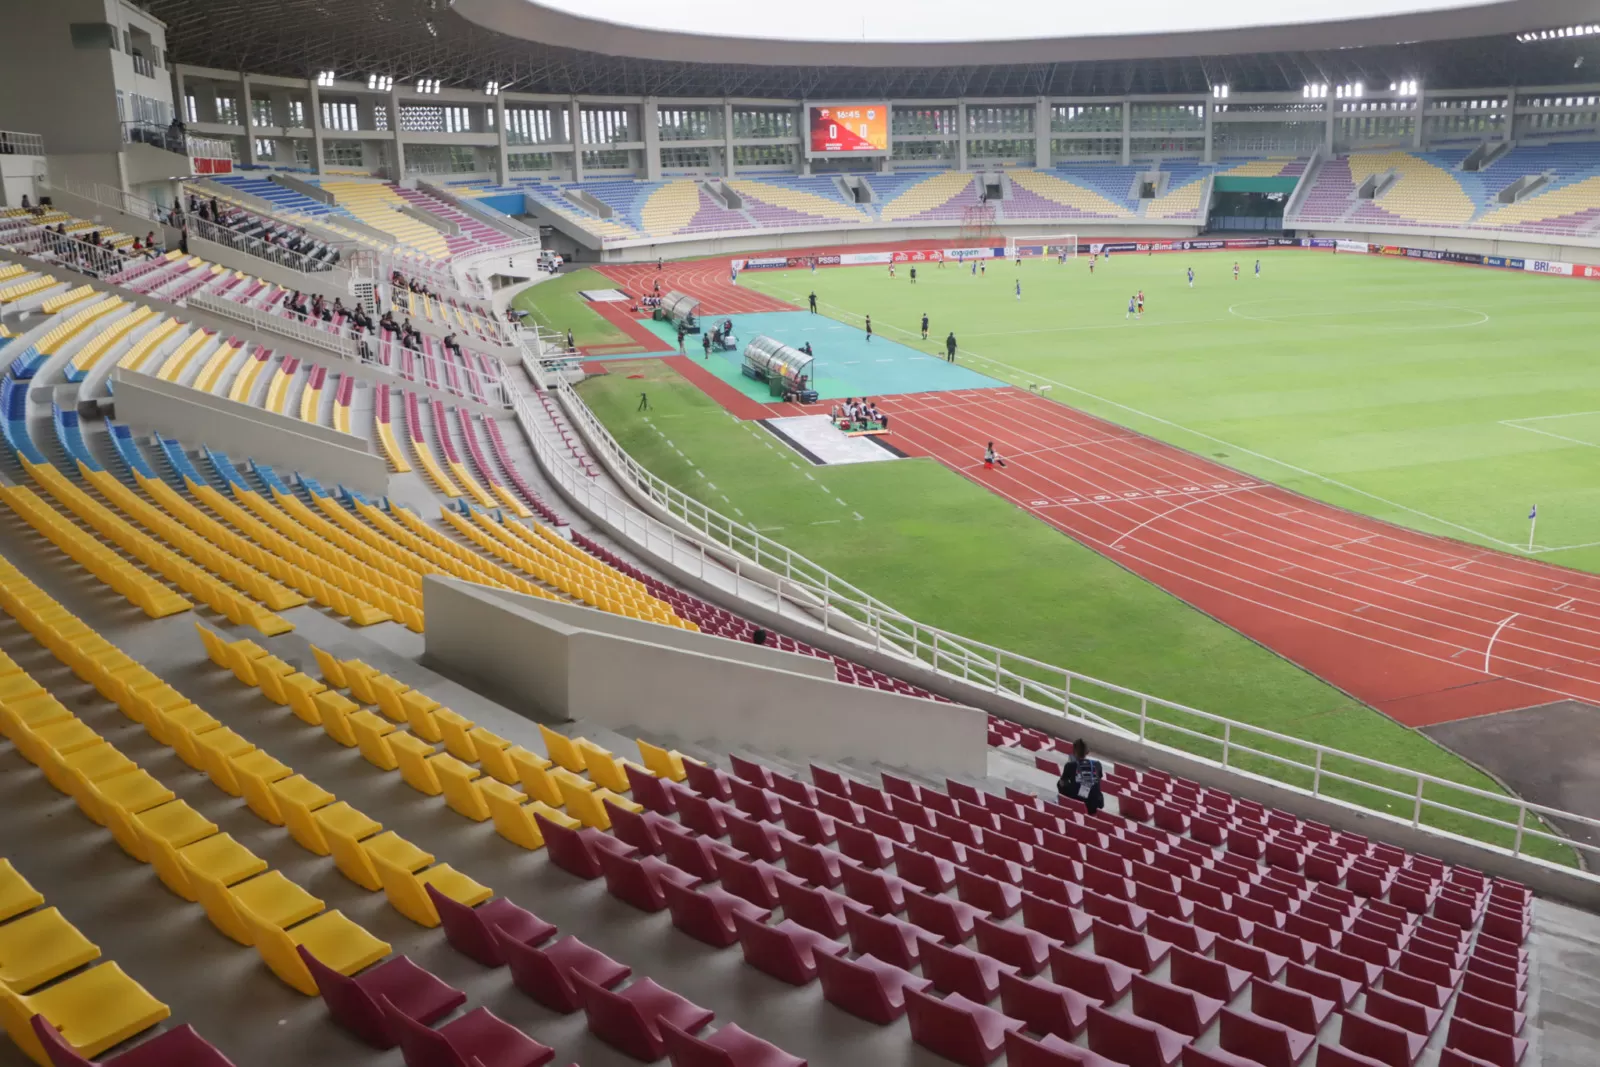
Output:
566,328,575,351
751,628,768,646
380,310,398,333
443,333,462,358
332,297,346,320
1055,739,1105,815
19,195,28,211
132,236,143,254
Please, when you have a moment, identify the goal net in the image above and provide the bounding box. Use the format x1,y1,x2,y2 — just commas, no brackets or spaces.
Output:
1005,234,1080,259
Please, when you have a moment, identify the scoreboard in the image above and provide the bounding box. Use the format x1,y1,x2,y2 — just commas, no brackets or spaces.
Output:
808,104,889,155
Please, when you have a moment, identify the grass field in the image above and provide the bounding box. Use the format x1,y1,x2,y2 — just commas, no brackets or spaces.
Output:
510,268,631,348
742,250,1600,574
576,360,1575,865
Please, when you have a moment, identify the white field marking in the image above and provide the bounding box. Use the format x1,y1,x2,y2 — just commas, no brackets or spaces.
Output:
1485,613,1520,674
837,498,849,506
1505,409,1600,423
1108,487,1257,548
1499,420,1600,450
811,518,841,525
804,472,815,481
759,281,1526,552
1533,540,1600,553
706,482,716,490
853,511,865,521
1227,300,1490,331
818,485,829,494
734,507,744,516
1557,597,1576,610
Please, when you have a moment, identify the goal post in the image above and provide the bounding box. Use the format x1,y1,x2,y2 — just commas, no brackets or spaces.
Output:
1005,234,1081,259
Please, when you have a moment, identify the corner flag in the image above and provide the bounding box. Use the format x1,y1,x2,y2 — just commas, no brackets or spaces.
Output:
1528,505,1538,551
1529,505,1537,520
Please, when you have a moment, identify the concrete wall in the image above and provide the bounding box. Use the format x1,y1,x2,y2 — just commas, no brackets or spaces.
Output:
422,577,987,776
467,581,837,680
109,369,391,496
0,0,121,156
187,232,352,302
0,154,45,209
1301,225,1600,263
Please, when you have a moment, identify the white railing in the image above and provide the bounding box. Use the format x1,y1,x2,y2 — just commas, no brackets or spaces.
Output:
185,213,338,276
538,363,1600,875
188,291,359,359
1,221,138,280
59,178,166,224
0,130,45,156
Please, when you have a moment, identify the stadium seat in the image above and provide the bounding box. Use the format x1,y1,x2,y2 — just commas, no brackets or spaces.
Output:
1340,1010,1428,1067
572,973,714,1062
1444,1016,1528,1067
1087,1004,1188,1067
815,950,931,1024
381,995,554,1067
600,851,702,913
1250,977,1335,1036
666,882,771,947
776,879,864,938
1131,974,1224,1037
497,932,630,1013
30,1014,233,1067
1218,1008,1316,1067
1022,892,1094,945
298,948,465,1049
1050,946,1136,1002
733,912,847,984
905,989,1023,1067
846,908,930,970
922,939,1017,1002
660,1020,806,1067
906,887,987,941
427,885,554,968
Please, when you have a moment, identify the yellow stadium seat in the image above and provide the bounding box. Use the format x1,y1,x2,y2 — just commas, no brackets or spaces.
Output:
144,830,266,903
370,674,412,721
473,734,525,785
430,754,491,821
134,799,218,853
283,674,328,725
0,962,170,1064
636,739,690,782
401,690,443,742
0,907,100,992
310,646,349,689
0,860,45,924
238,905,390,996
373,855,492,928
193,870,324,947
349,710,399,771
576,740,635,794
343,660,380,704
213,749,290,802
433,708,477,762
539,724,586,772
313,691,360,747
480,780,543,849
327,827,432,893
390,733,442,795
511,751,562,807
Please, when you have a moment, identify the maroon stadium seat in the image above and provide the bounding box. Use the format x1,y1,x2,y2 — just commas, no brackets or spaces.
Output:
1130,974,1224,1037
814,950,930,1024
1170,946,1251,1001
1086,1004,1188,1067
665,883,771,948
922,939,1017,1002
998,970,1098,1040
1444,1016,1527,1067
1249,976,1334,1036
1339,1010,1427,1067
1049,945,1137,1002
1218,1008,1316,1067
846,908,930,970
497,933,630,1014
1023,891,1094,946
905,989,1023,1067
1363,989,1442,1037
733,912,846,985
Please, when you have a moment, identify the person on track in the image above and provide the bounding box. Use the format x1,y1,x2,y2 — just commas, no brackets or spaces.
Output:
921,313,929,340
1136,290,1145,316
1187,266,1194,288
910,266,917,284
1056,738,1105,814
1126,294,1138,319
730,263,739,285
808,291,818,314
983,442,1007,469
1233,261,1240,281
864,314,873,342
702,331,711,360
637,391,650,411
945,331,957,362
1015,278,1022,301
1255,258,1261,278
677,324,686,353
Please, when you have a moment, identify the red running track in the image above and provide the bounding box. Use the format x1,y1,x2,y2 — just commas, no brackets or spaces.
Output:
600,259,798,314
882,387,1600,727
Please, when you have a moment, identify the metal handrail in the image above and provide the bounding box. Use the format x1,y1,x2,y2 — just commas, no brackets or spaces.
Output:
58,178,165,224
0,221,135,280
539,356,1600,874
185,213,337,275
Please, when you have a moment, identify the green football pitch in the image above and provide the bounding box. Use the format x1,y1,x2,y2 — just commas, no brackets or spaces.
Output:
529,249,1595,863
739,249,1600,574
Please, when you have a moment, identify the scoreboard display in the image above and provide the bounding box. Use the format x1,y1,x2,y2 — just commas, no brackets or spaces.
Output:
808,104,889,155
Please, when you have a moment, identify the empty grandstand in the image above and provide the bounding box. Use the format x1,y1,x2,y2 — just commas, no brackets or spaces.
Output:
0,1,1599,1066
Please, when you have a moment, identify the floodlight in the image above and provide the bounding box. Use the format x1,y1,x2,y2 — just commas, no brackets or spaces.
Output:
316,70,335,87
485,81,501,96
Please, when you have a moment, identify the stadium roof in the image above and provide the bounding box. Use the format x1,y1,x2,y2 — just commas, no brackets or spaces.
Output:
143,0,1600,97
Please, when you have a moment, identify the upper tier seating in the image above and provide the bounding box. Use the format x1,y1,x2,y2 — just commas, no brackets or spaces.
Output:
1006,167,1140,219
316,181,452,258
873,171,981,223
726,177,872,226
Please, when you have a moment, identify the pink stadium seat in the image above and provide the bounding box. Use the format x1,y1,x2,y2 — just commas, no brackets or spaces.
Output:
956,867,1023,917
894,845,956,892
1253,925,1315,966
975,916,1052,976
1093,919,1171,973
814,950,931,1023
1195,903,1255,942
918,829,969,864
1007,1030,1126,1067
1250,977,1334,1036
661,830,743,882
836,822,896,868
1284,961,1360,1009
1146,913,1215,955
1444,1017,1527,1067
1378,968,1449,1010
780,837,851,888
905,989,1024,1067
966,849,1024,885
998,970,1098,1040
906,886,987,941
728,754,774,789
1087,1004,1187,1067
848,780,890,812
1215,937,1287,981
1453,991,1526,1035
1339,1010,1427,1067
1218,1008,1315,1067
1169,946,1251,1001
771,775,820,806
1131,974,1223,1037
1461,971,1526,1012
1184,1046,1279,1067
537,814,635,879
426,886,554,969
682,760,733,800
572,973,714,1062
661,1020,805,1067
664,883,771,948
675,790,733,837
1049,946,1137,1002
717,854,801,909
838,863,908,915
1480,911,1531,944
1339,931,1399,970
775,879,864,938
862,806,912,842
381,996,554,1067
725,811,793,861
607,803,685,856
733,912,846,985
1315,1047,1393,1067
30,1016,234,1067
1136,884,1196,922
497,932,630,1013
727,778,783,822
625,764,677,814
846,907,930,969
1395,950,1461,989
922,939,1017,1002
1364,989,1442,1037
817,790,864,826
600,851,701,913
298,949,466,1050
1022,891,1094,946
779,798,838,844
1314,946,1383,990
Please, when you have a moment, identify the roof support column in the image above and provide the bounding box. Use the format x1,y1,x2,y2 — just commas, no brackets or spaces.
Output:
569,98,584,181
1120,101,1131,165
496,95,509,185
1325,97,1335,152
722,99,734,177
957,100,968,171
1035,97,1050,168
308,78,326,176
240,74,258,167
1414,93,1425,148
641,97,661,179
1203,99,1214,163
390,86,406,179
